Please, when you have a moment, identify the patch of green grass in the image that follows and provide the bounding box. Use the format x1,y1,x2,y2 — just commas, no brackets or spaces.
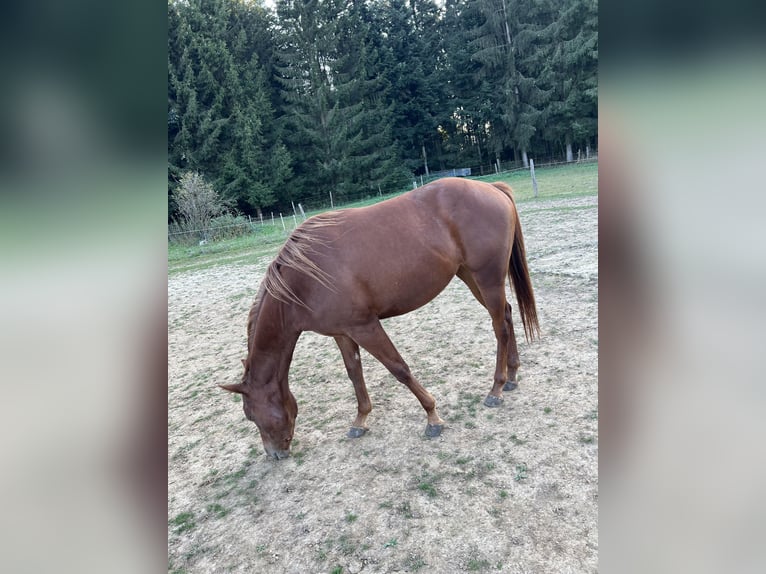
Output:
345,512,358,523
543,406,552,414
330,566,343,574
384,538,398,548
405,554,427,571
336,534,355,555
467,558,492,571
475,160,598,202
293,449,307,465
509,434,526,446
418,481,438,498
499,490,509,500
206,503,230,518
170,511,196,534
514,463,528,482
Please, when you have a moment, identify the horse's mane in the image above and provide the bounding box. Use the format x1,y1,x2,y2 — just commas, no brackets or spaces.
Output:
246,281,267,353
247,212,342,341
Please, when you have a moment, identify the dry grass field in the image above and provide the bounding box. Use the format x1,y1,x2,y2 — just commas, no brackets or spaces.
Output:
169,185,597,573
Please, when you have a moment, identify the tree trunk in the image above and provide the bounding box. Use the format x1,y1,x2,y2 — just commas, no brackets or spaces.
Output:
521,149,529,169
566,140,574,162
422,144,429,176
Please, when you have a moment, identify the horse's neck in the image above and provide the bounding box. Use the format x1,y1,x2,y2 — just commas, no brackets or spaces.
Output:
248,296,300,382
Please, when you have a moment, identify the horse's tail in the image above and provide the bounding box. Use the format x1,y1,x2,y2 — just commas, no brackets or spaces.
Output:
491,182,540,342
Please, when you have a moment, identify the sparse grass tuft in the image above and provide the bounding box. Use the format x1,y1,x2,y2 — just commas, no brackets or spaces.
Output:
514,463,528,482
170,511,196,534
345,512,358,523
418,481,438,497
467,558,492,571
509,434,526,446
405,554,427,571
206,503,230,518
398,501,414,518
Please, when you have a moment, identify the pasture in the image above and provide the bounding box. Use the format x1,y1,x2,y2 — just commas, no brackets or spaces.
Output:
168,163,598,573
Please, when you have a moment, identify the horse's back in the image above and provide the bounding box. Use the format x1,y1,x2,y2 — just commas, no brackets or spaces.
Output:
288,178,516,330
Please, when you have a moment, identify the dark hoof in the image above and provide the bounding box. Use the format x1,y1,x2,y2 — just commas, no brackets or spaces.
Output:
503,380,518,391
484,395,504,407
347,426,368,438
425,423,443,438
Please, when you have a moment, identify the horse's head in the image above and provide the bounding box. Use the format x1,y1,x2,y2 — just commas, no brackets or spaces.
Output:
220,360,297,460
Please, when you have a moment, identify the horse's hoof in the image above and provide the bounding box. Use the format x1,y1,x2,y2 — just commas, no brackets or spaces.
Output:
503,380,518,391
425,423,443,438
347,426,368,438
484,395,504,407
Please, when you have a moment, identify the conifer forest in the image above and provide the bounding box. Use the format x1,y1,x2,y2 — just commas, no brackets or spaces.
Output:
168,0,597,217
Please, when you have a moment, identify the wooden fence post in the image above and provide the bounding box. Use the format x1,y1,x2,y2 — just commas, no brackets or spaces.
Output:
279,213,286,231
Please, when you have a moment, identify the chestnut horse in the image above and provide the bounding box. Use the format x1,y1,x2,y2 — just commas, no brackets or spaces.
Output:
221,177,539,459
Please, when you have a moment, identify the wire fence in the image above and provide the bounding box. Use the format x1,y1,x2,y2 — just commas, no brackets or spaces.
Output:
168,155,597,245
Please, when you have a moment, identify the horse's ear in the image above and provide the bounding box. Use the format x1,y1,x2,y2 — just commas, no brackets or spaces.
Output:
220,383,248,395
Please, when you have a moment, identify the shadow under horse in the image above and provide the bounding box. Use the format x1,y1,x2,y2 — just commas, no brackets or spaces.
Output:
222,177,540,459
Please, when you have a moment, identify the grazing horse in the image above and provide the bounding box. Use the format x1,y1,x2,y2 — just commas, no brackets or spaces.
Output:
221,177,539,459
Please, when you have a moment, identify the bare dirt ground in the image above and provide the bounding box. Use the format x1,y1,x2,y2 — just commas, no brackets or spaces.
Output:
168,194,598,573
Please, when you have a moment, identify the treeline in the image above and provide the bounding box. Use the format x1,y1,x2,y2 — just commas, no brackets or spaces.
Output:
168,0,597,218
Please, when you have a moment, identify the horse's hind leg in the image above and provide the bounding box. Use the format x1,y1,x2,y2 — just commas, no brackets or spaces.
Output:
466,269,515,407
334,335,372,438
347,320,445,437
457,268,519,395
503,302,521,391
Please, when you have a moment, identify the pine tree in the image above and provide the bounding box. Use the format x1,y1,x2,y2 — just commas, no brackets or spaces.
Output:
541,0,598,161
378,0,447,175
168,0,289,216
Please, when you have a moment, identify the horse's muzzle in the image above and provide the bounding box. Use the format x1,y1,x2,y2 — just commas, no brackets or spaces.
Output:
266,447,290,460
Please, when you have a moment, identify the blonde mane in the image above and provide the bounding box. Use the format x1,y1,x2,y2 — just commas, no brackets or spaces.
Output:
248,212,343,342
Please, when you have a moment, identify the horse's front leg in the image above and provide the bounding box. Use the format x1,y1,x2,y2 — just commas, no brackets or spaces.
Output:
347,321,444,438
334,335,372,438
